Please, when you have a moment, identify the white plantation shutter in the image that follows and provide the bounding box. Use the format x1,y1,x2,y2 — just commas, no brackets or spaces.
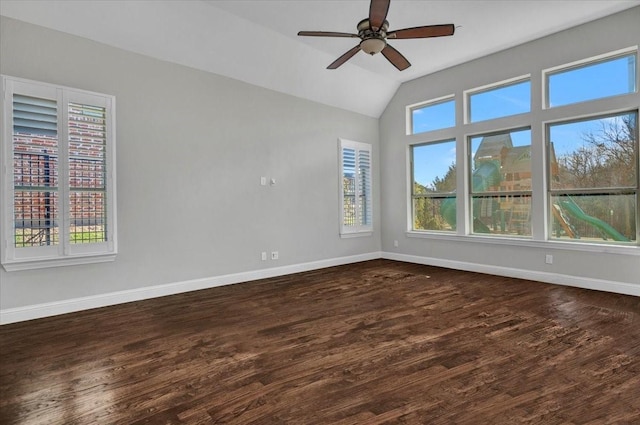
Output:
13,94,58,137
342,147,357,227
12,94,60,248
68,102,108,243
358,148,372,226
339,139,373,235
2,76,117,271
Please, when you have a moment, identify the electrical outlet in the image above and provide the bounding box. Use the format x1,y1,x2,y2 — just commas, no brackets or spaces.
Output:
393,240,399,247
260,177,267,186
261,252,267,261
271,251,279,260
545,254,553,264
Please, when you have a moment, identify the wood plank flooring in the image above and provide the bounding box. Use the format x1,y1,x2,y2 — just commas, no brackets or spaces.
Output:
1,260,639,424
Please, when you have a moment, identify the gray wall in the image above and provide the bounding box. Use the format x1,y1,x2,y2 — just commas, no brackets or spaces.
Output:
379,7,640,290
0,16,380,310
2,8,639,315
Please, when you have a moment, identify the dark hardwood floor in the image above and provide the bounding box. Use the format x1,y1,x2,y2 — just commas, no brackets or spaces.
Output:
1,260,639,424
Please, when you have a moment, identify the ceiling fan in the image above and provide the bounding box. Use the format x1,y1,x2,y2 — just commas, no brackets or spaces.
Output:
298,0,454,71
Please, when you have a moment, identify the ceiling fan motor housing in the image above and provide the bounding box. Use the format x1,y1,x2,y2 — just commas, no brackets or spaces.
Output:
358,18,388,55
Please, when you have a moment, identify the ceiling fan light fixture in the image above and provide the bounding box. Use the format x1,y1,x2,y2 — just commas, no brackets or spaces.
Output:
360,37,386,55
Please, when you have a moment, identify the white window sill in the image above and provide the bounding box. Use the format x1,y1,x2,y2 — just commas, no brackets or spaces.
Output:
2,253,116,272
406,231,640,256
340,231,373,239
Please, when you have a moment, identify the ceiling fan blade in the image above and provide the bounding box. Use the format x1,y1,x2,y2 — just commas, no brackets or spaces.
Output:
381,44,411,71
298,31,359,38
369,0,391,31
388,24,455,39
327,45,361,69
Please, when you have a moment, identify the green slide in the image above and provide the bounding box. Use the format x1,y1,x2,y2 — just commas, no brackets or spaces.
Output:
440,197,457,230
440,161,501,232
558,197,630,242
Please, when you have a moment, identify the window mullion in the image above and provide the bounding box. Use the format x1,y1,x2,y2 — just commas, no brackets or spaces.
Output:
59,89,70,255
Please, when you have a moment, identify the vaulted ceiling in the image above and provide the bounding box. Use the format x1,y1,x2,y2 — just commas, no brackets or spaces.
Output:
1,0,638,117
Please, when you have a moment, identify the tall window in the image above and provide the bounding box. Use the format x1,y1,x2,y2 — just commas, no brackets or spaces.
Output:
469,129,532,236
548,112,637,243
2,76,117,270
339,139,372,236
411,140,456,231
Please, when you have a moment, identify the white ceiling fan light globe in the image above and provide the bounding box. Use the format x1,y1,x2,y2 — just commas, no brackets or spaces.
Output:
360,37,387,55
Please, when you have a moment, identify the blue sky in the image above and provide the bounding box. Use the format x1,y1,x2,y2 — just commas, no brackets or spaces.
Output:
412,53,636,188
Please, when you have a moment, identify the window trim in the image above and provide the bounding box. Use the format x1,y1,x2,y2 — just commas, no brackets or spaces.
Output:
339,138,373,237
405,230,640,256
1,75,117,271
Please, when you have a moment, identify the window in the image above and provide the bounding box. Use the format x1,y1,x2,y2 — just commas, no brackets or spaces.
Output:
411,140,456,231
548,112,637,243
408,96,455,135
467,77,530,123
546,51,637,108
405,47,639,248
339,139,372,236
2,76,117,270
469,129,532,236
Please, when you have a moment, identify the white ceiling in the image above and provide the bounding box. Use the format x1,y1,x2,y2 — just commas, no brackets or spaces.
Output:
2,0,639,117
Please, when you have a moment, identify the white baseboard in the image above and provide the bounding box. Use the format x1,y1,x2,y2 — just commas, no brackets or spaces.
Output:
0,252,381,325
382,252,640,297
2,250,636,325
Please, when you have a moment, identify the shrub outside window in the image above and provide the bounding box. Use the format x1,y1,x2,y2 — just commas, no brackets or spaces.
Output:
548,112,638,243
411,140,456,232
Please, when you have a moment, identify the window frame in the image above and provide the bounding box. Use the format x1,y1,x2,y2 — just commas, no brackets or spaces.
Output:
406,94,455,136
339,138,373,237
404,46,639,251
545,110,639,244
410,139,457,233
1,75,117,271
464,75,531,124
468,127,533,237
543,46,638,109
